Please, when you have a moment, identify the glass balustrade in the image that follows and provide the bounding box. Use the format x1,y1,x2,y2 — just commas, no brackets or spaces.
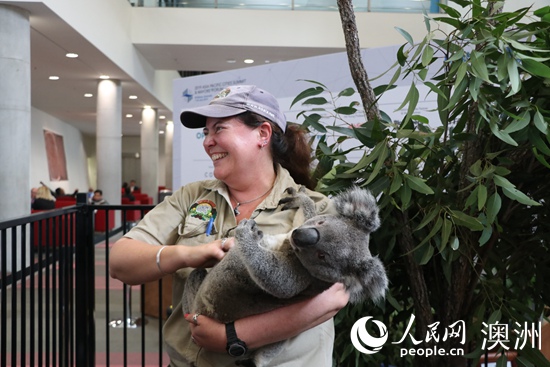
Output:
133,0,442,13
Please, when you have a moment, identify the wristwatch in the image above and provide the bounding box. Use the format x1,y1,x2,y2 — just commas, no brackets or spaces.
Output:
225,321,248,357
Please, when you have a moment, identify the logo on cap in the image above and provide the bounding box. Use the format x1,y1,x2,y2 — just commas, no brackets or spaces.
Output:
213,88,231,100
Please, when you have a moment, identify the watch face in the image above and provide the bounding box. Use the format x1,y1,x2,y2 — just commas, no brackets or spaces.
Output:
228,343,247,357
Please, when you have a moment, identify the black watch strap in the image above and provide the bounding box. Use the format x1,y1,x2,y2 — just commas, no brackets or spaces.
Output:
225,321,248,357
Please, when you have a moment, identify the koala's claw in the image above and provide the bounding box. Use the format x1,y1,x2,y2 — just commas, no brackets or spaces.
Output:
279,186,308,211
236,219,263,243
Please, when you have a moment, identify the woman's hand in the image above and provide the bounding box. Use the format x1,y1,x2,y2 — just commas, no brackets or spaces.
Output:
184,313,226,353
184,237,235,268
182,282,349,351
109,237,235,285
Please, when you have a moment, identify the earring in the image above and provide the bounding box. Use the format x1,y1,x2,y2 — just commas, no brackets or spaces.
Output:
260,140,268,149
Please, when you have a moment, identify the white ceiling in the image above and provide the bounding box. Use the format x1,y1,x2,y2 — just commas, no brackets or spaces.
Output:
10,2,343,137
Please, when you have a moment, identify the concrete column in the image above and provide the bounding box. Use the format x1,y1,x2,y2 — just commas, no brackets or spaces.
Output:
96,79,122,206
0,5,30,221
141,107,159,204
164,120,174,190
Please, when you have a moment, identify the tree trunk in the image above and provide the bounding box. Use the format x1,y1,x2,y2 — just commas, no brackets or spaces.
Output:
336,0,381,122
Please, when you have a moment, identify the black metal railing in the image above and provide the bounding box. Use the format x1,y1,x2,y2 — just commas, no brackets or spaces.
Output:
0,197,162,367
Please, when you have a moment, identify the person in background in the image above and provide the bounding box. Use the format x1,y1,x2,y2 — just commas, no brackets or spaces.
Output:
31,187,38,205
122,186,135,201
129,180,139,193
109,85,349,367
55,187,66,198
32,185,55,210
91,189,109,205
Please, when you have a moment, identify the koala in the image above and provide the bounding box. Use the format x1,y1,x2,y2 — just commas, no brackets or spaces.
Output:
182,186,388,367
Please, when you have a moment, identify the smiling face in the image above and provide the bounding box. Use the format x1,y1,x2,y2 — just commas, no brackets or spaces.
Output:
203,116,267,183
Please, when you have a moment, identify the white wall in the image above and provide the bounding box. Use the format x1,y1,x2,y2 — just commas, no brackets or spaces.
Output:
30,107,90,195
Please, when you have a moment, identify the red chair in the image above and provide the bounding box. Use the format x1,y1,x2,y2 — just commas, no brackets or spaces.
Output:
121,198,141,222
55,197,76,208
94,209,115,232
133,193,153,205
31,209,76,247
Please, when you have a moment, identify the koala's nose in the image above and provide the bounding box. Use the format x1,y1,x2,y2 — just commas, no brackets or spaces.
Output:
291,228,320,247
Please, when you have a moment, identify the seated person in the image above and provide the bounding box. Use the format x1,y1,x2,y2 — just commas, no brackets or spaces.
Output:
91,189,109,205
32,186,55,210
122,187,135,201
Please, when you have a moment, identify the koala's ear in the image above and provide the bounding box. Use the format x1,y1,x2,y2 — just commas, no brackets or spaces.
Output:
345,256,388,304
334,186,380,233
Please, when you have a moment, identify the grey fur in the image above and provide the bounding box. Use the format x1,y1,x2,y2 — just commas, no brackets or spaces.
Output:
182,186,388,367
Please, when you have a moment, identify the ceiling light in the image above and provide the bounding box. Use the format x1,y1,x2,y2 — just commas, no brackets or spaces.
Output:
65,53,78,58
226,59,236,64
129,95,138,100
99,75,110,79
244,59,254,64
49,76,59,80
139,121,143,124
159,115,166,119
126,114,133,118
265,60,271,64
143,105,151,109
159,131,165,134
84,93,93,98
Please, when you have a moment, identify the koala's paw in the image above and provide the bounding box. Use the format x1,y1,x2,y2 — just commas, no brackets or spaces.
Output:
278,186,316,219
236,219,263,245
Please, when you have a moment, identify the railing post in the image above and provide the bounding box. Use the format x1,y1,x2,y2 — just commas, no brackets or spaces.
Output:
75,193,95,367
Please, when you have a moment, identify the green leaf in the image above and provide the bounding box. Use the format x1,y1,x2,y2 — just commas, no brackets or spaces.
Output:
290,86,324,108
389,171,403,195
303,113,327,133
424,81,448,101
415,206,440,231
479,227,492,246
401,182,412,209
470,51,491,82
493,174,515,189
450,210,484,231
507,58,521,95
503,111,530,134
334,106,357,115
438,3,462,18
502,187,541,206
441,217,452,250
365,142,388,185
303,97,329,105
533,110,548,135
477,184,487,211
533,147,550,169
395,82,418,113
345,140,384,173
450,236,459,250
337,88,355,97
486,193,502,224
490,121,518,146
445,77,468,111
404,175,434,195
395,27,414,45
326,125,356,138
421,45,434,67
418,243,435,265
520,58,550,78
529,128,550,155
497,54,508,81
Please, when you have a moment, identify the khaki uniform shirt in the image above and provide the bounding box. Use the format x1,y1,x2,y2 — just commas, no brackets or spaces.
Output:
124,166,336,367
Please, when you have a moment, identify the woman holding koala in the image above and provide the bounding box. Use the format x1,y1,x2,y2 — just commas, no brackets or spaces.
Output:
109,85,349,367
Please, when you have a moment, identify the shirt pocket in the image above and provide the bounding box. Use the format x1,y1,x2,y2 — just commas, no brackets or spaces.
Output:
177,216,218,240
